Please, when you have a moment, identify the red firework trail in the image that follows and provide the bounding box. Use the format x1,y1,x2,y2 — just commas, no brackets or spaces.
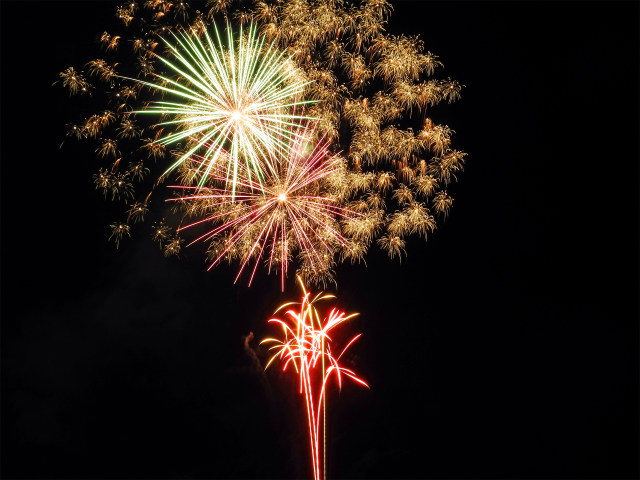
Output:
262,276,368,480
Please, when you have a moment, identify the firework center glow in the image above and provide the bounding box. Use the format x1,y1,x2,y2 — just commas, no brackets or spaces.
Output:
230,109,245,124
277,192,287,203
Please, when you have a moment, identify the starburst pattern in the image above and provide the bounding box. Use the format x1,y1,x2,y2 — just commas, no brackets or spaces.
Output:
262,276,367,480
133,23,314,193
171,123,358,290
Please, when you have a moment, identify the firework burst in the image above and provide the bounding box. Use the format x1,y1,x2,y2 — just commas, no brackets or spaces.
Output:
133,22,315,194
262,276,367,480
171,123,358,290
58,0,467,284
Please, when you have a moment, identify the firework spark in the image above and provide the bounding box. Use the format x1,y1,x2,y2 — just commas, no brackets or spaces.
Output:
133,22,314,194
262,276,368,480
170,123,359,290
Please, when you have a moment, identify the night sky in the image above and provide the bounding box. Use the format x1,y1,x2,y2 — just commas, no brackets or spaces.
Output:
1,1,638,479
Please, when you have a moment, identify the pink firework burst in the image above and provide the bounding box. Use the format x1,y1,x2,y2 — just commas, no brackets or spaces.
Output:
169,124,360,289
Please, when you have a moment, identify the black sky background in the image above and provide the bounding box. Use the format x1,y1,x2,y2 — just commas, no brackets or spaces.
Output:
1,1,638,478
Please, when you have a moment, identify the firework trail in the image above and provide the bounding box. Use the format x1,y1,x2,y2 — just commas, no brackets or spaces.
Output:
262,276,368,480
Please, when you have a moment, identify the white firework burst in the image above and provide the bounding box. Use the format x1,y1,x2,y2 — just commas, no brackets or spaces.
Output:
134,22,315,194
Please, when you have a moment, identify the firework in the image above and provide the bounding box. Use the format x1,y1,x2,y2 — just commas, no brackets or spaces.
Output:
58,0,467,283
170,123,359,290
262,276,367,480
133,22,314,194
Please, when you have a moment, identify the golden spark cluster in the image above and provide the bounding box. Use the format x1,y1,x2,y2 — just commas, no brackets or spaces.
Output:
58,0,467,286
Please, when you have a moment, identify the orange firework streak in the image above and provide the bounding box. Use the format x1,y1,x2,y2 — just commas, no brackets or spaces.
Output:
262,277,368,480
